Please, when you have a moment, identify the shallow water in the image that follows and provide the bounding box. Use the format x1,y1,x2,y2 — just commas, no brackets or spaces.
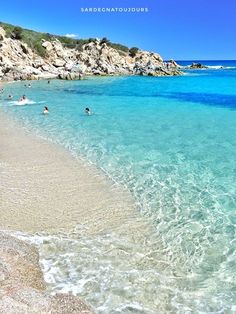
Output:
2,63,236,313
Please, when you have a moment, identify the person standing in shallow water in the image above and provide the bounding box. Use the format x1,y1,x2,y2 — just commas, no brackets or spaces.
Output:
85,107,92,115
43,106,49,114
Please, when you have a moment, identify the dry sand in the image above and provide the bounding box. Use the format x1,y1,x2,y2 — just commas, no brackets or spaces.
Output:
0,114,145,235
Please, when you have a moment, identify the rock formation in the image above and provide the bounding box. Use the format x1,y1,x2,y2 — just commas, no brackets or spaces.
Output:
0,231,94,313
189,62,208,69
0,26,182,81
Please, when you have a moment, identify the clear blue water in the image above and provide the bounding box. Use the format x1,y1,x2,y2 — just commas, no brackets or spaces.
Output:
1,63,236,313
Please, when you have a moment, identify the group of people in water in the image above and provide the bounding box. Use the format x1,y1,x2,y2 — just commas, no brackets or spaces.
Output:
19,95,28,102
6,94,28,102
42,106,91,115
3,82,92,116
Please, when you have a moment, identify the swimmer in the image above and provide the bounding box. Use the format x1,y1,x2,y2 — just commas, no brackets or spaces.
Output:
8,95,13,100
85,107,91,115
19,95,27,101
48,80,50,84
43,106,49,114
28,83,31,88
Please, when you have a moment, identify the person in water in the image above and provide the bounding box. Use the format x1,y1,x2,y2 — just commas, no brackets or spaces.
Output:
43,106,49,114
85,107,91,115
19,95,27,101
8,95,13,100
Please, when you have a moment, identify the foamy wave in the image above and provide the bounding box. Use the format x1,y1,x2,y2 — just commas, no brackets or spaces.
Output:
207,65,224,69
11,100,36,106
225,66,236,69
206,65,236,69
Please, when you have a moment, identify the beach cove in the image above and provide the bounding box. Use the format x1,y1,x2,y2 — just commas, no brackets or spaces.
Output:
0,111,154,313
1,67,236,313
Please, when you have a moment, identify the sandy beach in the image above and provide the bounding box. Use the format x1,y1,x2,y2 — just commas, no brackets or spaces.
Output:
0,111,154,313
0,113,141,235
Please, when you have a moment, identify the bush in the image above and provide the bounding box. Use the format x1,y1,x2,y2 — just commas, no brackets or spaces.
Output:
129,47,139,57
100,37,110,45
11,26,23,40
34,42,47,57
75,39,91,51
88,38,96,43
108,42,129,53
58,36,74,46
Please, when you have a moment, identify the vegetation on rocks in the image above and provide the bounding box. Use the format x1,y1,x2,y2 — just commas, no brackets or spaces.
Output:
11,26,23,40
0,21,182,81
0,21,130,57
129,47,139,57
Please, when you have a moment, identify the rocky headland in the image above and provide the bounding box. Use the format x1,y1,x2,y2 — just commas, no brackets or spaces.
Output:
0,25,182,81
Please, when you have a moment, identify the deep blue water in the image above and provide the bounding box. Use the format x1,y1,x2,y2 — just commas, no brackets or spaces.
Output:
177,59,236,68
1,62,236,313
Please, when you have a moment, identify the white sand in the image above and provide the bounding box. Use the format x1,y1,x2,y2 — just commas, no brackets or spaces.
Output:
0,114,146,235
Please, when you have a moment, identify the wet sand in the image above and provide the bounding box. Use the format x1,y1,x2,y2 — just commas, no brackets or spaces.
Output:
0,114,144,235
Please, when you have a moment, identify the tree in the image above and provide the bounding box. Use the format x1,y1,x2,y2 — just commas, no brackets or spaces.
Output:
129,47,139,57
11,26,23,40
100,37,110,45
88,38,96,43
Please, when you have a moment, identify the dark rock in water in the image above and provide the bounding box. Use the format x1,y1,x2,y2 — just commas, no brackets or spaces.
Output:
189,62,208,69
0,232,94,313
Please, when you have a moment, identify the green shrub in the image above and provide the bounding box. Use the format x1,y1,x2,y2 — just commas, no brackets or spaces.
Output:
33,42,47,57
100,37,110,45
129,47,139,57
108,43,129,53
0,22,14,37
11,26,23,40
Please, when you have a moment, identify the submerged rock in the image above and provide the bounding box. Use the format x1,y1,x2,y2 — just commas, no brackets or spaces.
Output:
0,232,94,313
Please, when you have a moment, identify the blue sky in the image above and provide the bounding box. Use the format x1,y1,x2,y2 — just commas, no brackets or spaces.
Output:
0,0,235,60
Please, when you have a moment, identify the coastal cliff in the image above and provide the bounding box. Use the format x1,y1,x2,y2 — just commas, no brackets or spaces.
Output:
0,25,181,81
0,232,93,313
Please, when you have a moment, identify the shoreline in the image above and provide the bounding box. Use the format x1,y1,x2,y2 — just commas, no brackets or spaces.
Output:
0,112,143,235
0,111,153,313
0,69,181,84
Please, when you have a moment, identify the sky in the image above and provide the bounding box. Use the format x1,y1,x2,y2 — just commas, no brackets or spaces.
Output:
0,0,235,60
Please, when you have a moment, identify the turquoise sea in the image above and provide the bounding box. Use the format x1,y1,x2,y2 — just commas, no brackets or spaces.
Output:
1,61,236,313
